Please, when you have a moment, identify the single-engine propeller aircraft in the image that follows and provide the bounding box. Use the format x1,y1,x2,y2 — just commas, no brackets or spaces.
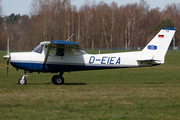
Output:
3,27,176,85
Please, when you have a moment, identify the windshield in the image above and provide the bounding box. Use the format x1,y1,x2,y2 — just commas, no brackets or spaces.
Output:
71,48,87,55
33,45,43,53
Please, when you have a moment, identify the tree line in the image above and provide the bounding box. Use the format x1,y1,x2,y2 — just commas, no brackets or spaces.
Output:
0,0,180,50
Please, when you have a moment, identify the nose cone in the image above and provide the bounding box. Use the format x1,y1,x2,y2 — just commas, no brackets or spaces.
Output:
3,54,10,59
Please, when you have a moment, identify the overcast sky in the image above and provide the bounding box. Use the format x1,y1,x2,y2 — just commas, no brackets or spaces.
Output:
2,0,180,16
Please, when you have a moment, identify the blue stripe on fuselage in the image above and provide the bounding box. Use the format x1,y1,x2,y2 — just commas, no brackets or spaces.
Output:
11,61,85,72
10,61,123,72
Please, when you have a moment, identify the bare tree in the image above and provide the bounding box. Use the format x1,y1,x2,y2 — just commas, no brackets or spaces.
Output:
4,0,180,50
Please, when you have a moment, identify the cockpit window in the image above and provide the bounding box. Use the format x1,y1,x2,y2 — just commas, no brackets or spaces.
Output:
33,45,43,53
71,48,87,55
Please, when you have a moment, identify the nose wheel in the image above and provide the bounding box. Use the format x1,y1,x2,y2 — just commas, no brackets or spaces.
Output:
18,71,28,85
18,77,27,85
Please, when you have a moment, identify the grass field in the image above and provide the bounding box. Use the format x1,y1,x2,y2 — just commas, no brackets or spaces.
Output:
0,50,180,120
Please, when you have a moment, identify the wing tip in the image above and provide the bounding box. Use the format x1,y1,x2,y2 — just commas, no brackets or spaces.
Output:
162,27,176,31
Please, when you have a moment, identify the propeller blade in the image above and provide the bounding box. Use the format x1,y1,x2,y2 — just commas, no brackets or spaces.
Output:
7,59,9,76
7,38,9,55
3,38,10,77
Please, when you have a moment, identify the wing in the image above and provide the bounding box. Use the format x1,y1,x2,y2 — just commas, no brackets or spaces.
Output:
41,40,82,69
50,40,82,49
41,40,82,49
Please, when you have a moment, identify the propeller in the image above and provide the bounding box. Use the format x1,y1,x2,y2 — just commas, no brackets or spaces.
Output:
3,38,10,76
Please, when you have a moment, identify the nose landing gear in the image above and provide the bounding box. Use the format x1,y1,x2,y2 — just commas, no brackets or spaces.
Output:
18,71,28,85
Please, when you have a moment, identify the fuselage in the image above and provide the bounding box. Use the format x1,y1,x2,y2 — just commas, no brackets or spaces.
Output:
10,46,157,73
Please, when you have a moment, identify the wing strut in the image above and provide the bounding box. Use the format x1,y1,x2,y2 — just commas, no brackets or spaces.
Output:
42,45,51,69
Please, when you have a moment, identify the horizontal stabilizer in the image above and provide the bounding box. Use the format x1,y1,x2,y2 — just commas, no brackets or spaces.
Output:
137,59,160,62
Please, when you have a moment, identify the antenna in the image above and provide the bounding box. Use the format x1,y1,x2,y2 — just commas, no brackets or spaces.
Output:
66,33,75,41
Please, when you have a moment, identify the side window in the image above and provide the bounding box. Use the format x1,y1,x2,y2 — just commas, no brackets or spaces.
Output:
71,48,87,55
56,48,64,56
49,48,64,56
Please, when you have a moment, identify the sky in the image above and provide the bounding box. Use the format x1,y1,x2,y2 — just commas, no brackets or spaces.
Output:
2,0,180,16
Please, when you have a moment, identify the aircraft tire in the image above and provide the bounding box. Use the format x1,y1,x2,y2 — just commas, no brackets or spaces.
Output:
52,75,59,83
53,76,64,85
18,77,27,85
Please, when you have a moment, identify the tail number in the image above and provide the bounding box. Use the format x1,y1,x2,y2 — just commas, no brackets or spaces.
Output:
89,56,120,65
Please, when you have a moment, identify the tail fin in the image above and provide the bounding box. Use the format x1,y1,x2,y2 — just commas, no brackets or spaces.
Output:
141,27,176,64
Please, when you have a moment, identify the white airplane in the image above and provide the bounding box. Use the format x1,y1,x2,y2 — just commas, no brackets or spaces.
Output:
3,27,176,85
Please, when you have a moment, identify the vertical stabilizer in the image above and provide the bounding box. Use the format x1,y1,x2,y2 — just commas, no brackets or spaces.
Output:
142,27,176,64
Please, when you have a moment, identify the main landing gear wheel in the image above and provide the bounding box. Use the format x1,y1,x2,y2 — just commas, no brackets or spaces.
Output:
52,76,64,85
18,77,27,85
52,75,59,83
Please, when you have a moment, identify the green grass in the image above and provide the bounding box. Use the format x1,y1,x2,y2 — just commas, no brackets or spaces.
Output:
0,50,180,119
